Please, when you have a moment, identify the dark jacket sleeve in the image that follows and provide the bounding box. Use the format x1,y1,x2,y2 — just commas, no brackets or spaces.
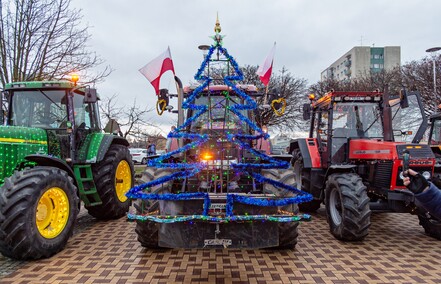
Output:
415,182,441,220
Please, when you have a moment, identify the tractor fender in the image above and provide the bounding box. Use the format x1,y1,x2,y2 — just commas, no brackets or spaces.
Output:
78,133,129,163
24,154,78,189
325,164,356,178
95,134,129,162
289,138,321,168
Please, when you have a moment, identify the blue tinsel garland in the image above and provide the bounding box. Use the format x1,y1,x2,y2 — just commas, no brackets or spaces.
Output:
127,38,313,223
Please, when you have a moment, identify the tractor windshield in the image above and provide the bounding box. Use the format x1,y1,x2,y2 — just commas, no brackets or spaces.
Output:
10,90,68,128
190,95,249,133
430,118,441,145
332,102,383,138
390,94,424,142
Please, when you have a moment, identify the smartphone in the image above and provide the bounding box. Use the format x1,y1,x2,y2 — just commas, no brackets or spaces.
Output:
402,150,410,177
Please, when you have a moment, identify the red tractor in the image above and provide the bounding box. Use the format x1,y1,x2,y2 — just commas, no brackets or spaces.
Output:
289,90,441,240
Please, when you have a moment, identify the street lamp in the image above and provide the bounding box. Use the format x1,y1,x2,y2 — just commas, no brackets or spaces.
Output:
426,47,441,110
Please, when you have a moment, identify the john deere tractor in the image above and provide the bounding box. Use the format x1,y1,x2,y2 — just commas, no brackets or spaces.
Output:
0,80,134,260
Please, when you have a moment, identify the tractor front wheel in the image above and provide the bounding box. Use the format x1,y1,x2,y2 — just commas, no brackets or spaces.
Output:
135,167,174,248
291,149,321,212
261,168,299,249
325,173,371,241
0,167,79,260
87,144,134,219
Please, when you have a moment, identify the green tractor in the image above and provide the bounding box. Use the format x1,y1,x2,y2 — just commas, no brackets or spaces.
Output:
0,80,134,260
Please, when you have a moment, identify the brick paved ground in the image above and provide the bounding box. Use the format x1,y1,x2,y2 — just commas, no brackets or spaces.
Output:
1,207,441,284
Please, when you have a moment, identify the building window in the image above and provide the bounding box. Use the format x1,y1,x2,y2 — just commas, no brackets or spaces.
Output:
373,63,380,68
374,54,380,59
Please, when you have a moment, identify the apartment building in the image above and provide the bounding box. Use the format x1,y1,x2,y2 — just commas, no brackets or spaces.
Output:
321,46,401,81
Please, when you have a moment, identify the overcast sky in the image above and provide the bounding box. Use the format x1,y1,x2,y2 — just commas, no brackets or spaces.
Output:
71,0,441,136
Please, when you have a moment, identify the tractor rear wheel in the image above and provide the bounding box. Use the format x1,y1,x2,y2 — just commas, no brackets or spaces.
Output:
261,168,299,249
291,149,321,212
135,167,174,248
325,173,371,241
87,144,134,219
0,167,79,260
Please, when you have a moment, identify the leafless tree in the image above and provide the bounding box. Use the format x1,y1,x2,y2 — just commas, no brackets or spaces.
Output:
99,94,156,139
309,67,402,98
401,55,441,114
240,65,308,132
0,0,111,88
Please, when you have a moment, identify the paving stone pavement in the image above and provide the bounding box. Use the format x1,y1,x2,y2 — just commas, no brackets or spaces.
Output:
1,207,440,284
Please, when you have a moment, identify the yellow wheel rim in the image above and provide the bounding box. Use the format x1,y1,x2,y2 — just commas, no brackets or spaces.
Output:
115,160,131,202
36,187,70,239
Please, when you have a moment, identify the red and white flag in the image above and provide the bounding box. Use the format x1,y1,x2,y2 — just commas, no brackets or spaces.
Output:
139,47,175,95
256,43,276,86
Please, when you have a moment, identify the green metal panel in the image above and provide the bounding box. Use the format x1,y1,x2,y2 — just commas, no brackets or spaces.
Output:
77,133,105,163
0,126,48,185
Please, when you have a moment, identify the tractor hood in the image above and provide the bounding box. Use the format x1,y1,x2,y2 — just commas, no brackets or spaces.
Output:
0,126,48,185
349,139,435,162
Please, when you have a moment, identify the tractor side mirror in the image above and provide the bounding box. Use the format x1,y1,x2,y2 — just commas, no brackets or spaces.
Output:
302,103,311,120
84,88,98,103
400,89,409,109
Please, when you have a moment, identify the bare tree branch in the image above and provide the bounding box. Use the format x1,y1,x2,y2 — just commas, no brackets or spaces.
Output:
0,0,110,88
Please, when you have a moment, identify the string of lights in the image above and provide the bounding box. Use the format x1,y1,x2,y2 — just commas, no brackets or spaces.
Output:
127,34,312,223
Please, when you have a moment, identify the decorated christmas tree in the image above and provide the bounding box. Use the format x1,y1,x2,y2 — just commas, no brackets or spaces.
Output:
127,17,312,249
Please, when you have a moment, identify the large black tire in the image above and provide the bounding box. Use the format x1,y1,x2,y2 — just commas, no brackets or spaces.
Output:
135,167,174,248
291,149,322,212
261,168,299,249
325,173,371,241
87,144,134,219
0,167,79,260
418,214,441,240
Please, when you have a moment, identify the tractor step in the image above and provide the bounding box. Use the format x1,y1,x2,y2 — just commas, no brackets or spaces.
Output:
73,164,102,206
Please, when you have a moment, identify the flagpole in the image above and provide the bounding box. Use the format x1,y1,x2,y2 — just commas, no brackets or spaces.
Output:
174,76,184,148
263,84,269,105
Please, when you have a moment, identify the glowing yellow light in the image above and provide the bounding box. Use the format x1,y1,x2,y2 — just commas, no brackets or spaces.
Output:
71,73,79,84
308,94,315,100
201,152,214,160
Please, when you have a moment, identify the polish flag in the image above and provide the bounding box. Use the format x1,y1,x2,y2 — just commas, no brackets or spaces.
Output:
256,43,276,86
139,47,175,95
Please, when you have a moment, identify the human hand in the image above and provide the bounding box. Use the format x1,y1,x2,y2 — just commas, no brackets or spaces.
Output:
403,169,429,194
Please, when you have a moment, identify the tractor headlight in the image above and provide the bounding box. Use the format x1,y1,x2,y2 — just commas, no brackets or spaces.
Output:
399,171,405,180
422,171,431,180
200,152,214,161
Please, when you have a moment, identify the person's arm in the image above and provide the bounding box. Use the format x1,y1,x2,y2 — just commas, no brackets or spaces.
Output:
414,183,441,220
404,169,441,219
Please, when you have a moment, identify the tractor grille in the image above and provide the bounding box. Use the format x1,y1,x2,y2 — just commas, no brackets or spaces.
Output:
396,145,435,159
395,166,433,186
373,161,393,189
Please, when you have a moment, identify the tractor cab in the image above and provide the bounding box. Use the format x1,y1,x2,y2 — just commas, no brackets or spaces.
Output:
427,110,441,179
2,81,101,162
186,85,257,137
304,90,427,166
